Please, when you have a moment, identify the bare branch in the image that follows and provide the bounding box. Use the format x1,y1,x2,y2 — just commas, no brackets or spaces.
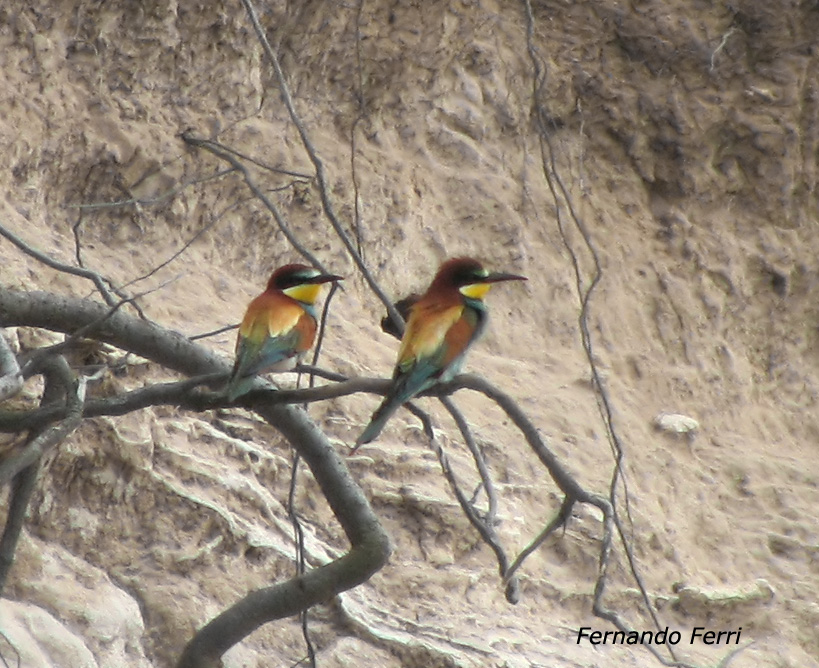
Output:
68,167,238,211
0,373,225,433
350,0,367,259
0,371,376,434
0,360,85,480
408,399,519,603
0,356,82,595
117,215,229,291
19,278,181,379
231,377,385,408
292,364,348,383
182,138,312,181
239,0,405,335
177,394,391,668
310,284,339,370
0,290,224,378
287,281,340,668
0,288,390,668
505,496,574,583
286,451,317,668
180,132,327,271
448,374,599,504
0,222,119,307
521,3,686,665
189,324,238,342
587,499,699,668
439,396,498,524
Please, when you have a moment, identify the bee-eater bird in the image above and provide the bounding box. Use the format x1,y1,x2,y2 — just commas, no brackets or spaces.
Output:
355,257,526,448
225,264,342,401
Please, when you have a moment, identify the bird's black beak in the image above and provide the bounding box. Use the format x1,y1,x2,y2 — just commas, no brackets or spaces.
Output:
309,274,344,284
484,272,527,284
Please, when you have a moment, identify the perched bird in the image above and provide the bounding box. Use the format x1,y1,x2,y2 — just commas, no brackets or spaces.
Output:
225,264,342,401
355,257,526,448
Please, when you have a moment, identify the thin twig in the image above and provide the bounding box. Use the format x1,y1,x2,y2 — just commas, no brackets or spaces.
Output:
439,396,498,524
588,503,697,668
239,0,405,334
287,451,317,668
0,357,83,596
289,278,339,668
310,284,339,369
189,324,239,341
69,167,237,210
0,373,225,433
181,132,327,271
117,189,238,291
71,163,98,268
182,139,313,181
0,222,119,306
522,1,679,665
0,374,352,433
450,374,592,501
504,496,574,582
19,277,182,378
350,0,367,258
612,511,671,644
292,364,348,383
405,402,519,603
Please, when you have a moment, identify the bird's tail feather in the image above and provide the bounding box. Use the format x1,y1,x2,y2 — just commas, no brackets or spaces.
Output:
355,398,400,447
224,373,254,402
354,375,429,449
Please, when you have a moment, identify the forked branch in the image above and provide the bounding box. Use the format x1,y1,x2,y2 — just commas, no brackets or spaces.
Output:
0,289,390,668
0,356,84,595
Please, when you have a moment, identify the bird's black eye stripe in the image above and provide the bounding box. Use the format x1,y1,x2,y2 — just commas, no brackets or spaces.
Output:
275,273,315,289
452,265,488,286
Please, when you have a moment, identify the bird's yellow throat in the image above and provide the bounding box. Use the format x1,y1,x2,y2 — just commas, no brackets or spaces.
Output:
284,283,323,303
459,282,492,299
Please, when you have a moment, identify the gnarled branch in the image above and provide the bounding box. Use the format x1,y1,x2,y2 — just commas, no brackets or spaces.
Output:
0,356,83,595
0,288,390,668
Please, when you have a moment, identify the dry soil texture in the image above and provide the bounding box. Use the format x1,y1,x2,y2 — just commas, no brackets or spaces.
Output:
1,1,818,667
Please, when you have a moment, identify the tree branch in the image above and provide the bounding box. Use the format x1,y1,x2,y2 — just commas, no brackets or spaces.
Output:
180,132,327,272
439,396,498,524
0,356,83,595
0,222,120,307
0,288,390,668
504,496,574,583
521,3,688,665
448,374,599,504
238,0,405,335
408,400,519,603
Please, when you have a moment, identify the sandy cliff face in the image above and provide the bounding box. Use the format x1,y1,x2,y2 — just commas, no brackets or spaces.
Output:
1,1,818,666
